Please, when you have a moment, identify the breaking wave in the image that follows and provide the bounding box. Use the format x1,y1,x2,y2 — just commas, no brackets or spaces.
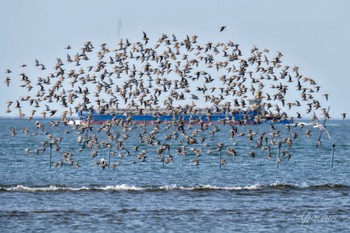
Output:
1,182,349,192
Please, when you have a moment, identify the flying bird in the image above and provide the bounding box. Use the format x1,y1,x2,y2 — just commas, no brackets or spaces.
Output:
341,113,347,120
219,25,228,32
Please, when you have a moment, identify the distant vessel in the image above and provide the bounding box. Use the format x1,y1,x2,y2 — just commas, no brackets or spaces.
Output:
78,99,290,125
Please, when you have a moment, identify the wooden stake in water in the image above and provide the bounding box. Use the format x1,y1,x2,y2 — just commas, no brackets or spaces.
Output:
219,150,222,169
331,143,335,168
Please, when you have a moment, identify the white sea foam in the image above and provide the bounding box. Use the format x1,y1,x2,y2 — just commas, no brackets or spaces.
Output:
270,180,311,188
6,185,69,192
1,184,262,192
101,184,145,191
1,182,347,192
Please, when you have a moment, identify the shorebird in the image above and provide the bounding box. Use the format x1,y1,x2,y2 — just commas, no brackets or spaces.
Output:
111,162,121,170
341,113,347,120
101,158,108,169
220,159,226,166
192,159,200,166
11,127,16,137
4,77,11,86
313,122,331,139
24,148,29,155
219,25,228,32
142,31,149,44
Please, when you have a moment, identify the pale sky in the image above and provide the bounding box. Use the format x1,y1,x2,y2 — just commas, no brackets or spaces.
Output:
1,0,349,119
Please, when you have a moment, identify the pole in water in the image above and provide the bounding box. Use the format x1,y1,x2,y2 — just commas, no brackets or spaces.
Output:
277,142,281,169
49,145,52,169
331,143,335,168
108,147,111,168
219,150,222,169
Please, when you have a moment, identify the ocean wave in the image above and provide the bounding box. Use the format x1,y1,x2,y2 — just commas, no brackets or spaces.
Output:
1,182,349,192
158,184,261,191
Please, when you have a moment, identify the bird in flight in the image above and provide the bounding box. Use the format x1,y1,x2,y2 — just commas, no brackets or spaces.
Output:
219,25,228,32
341,113,347,120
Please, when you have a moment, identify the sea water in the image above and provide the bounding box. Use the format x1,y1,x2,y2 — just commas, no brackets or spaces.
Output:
0,118,349,232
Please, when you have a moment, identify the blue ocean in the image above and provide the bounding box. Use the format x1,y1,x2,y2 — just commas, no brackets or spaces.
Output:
0,118,349,232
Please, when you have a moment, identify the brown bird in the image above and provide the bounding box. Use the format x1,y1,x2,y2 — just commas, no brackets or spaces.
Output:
192,159,200,166
305,129,311,138
323,93,329,101
4,77,11,86
220,159,226,166
11,127,16,137
142,31,149,44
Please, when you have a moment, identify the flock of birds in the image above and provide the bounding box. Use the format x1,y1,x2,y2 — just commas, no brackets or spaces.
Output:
3,30,346,169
